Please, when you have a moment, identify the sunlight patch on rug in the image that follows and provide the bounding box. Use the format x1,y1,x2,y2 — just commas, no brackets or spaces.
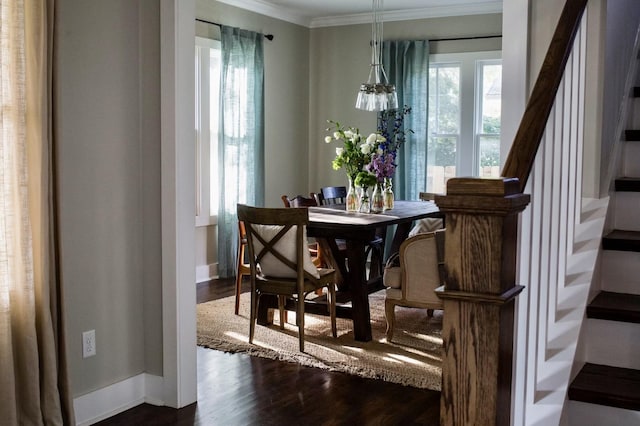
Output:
197,290,443,390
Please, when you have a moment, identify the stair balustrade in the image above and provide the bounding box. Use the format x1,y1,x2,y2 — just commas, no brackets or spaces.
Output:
435,0,599,424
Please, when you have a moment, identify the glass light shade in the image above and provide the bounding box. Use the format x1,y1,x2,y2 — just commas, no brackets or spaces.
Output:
355,83,398,111
355,0,397,112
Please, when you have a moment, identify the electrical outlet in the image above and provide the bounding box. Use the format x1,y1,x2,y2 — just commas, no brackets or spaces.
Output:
82,330,96,358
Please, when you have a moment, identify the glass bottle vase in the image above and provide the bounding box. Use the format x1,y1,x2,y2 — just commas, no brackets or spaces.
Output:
358,186,371,213
346,176,358,212
371,183,384,213
383,177,394,211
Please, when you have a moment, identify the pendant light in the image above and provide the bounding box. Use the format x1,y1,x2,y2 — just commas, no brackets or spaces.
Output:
355,0,398,111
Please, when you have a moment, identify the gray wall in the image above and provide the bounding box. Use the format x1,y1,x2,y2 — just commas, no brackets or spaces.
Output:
56,0,162,395
57,0,312,396
308,14,502,193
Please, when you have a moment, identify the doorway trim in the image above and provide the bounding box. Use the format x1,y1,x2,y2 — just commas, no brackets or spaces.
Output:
160,0,197,408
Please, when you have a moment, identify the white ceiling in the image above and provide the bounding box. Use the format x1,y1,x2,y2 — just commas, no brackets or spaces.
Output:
216,0,503,28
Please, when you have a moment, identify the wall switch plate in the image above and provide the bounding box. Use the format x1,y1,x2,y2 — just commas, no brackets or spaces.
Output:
82,329,96,358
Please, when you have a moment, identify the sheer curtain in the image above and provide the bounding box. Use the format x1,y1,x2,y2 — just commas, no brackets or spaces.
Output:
380,40,429,200
218,26,265,278
0,0,74,424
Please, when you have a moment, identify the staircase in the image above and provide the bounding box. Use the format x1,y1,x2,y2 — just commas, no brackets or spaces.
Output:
567,87,640,424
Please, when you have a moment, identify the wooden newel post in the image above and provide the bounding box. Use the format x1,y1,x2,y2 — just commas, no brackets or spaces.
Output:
435,177,530,426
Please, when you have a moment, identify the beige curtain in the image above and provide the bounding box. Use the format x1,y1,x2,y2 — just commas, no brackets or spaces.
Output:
0,0,74,424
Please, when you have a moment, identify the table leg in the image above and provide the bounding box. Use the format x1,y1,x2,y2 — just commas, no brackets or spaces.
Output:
345,239,372,341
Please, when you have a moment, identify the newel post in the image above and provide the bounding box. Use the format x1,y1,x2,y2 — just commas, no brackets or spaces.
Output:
435,177,530,426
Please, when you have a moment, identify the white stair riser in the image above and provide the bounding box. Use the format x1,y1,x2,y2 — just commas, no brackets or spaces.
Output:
584,319,640,369
624,142,640,176
568,401,640,426
630,98,640,128
614,192,640,231
600,251,640,294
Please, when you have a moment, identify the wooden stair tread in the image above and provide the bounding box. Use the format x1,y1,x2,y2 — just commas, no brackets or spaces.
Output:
603,230,640,252
625,130,640,141
569,363,640,411
587,291,640,323
615,177,640,192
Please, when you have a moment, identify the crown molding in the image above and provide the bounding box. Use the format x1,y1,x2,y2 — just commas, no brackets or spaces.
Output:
311,2,503,28
215,0,312,27
216,0,503,29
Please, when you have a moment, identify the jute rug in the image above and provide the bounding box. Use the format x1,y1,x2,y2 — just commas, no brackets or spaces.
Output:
197,290,443,390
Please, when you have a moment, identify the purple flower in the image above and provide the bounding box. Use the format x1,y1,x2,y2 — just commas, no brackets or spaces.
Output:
367,152,396,181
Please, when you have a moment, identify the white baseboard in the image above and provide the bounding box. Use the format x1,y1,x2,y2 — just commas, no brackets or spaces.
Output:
196,263,218,283
74,373,164,426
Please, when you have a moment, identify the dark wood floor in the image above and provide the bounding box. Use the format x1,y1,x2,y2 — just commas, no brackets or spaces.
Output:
96,278,441,425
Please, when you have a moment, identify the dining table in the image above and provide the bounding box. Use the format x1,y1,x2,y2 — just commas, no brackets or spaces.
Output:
255,200,442,341
305,200,442,342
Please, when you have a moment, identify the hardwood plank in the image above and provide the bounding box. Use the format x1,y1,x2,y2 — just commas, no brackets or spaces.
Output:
587,291,640,324
568,363,640,411
615,177,640,192
625,130,640,141
602,230,640,252
97,279,441,425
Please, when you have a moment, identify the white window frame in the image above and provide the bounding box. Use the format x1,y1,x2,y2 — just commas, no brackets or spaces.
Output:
428,50,502,185
195,36,220,227
474,58,502,177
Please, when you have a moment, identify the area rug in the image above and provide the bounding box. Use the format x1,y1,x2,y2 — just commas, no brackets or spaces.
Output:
197,290,443,390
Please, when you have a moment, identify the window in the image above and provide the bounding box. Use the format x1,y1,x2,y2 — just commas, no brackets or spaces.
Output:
426,51,502,193
195,37,221,226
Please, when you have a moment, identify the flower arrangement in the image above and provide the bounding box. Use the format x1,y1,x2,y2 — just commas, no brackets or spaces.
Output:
324,106,412,212
324,122,383,188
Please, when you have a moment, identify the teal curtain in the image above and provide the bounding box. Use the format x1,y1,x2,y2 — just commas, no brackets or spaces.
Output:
218,26,265,278
380,40,429,200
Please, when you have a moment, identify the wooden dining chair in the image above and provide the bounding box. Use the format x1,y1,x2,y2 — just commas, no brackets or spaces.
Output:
237,204,337,352
317,186,348,205
281,194,317,208
235,220,251,315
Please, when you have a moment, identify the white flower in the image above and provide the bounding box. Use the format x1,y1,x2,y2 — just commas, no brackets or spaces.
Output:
336,147,344,156
366,133,378,145
377,147,384,155
344,129,354,139
333,131,341,140
376,134,386,143
361,143,372,155
324,136,333,143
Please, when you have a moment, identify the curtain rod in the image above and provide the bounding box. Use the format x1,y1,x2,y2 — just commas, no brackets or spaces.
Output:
195,18,274,41
430,34,501,42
